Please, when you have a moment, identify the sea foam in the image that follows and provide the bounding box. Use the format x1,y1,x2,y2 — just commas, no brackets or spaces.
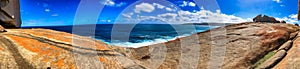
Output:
110,34,191,48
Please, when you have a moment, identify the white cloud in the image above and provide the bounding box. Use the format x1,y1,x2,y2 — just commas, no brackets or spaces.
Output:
99,19,112,23
115,2,127,7
45,9,50,12
280,5,284,7
134,3,155,13
103,0,115,6
216,10,221,14
201,6,205,10
122,13,134,19
51,14,59,17
272,0,281,3
122,9,252,24
102,0,126,7
165,7,174,12
289,14,297,19
188,2,196,7
275,14,299,24
157,13,178,22
153,3,176,12
23,20,38,26
180,1,196,7
176,10,251,23
180,1,188,7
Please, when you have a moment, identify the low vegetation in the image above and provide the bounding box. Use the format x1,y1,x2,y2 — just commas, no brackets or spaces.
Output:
254,51,276,69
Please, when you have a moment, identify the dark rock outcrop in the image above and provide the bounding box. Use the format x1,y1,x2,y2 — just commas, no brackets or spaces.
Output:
253,14,281,23
0,23,299,68
298,0,300,20
281,21,286,23
0,0,21,28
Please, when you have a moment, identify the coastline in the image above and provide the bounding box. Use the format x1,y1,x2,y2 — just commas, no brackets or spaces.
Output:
0,22,299,68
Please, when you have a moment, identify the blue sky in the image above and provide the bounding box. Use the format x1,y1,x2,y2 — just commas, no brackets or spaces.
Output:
20,0,299,26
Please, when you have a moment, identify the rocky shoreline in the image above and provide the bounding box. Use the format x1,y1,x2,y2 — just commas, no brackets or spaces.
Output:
0,22,299,69
1,0,300,68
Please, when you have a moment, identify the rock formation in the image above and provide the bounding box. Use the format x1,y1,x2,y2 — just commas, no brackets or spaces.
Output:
273,32,300,69
298,0,300,20
0,0,21,28
0,23,299,68
280,21,286,23
0,25,6,32
253,14,282,23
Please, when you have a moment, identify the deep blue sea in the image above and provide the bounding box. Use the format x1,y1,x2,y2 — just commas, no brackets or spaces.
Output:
22,24,215,47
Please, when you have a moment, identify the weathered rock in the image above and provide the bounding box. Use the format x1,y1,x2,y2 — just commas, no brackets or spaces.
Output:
0,0,21,28
258,50,287,69
289,31,298,40
0,29,127,69
294,32,300,40
130,23,299,69
280,21,286,23
0,23,298,68
273,34,300,69
253,14,281,23
278,40,292,51
0,25,6,32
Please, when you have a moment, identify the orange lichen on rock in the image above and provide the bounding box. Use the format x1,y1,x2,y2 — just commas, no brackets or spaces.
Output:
21,29,111,51
5,35,63,56
75,40,111,50
5,35,77,68
57,59,65,68
69,64,76,69
42,57,49,62
98,57,123,69
0,46,3,51
99,57,108,62
0,45,5,50
21,29,72,42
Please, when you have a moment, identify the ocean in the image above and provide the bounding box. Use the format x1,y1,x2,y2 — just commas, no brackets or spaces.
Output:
22,24,215,47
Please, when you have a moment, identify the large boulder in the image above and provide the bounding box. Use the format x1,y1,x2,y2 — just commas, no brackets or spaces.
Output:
0,23,298,68
0,0,21,28
273,32,300,69
253,14,281,23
